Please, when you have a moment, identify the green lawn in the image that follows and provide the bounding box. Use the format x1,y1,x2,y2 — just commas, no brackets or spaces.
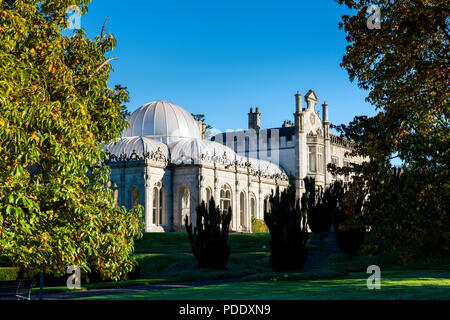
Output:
76,268,450,300
27,232,450,299
134,251,272,282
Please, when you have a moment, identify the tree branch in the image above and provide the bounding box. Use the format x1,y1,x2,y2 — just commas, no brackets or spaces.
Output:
95,57,117,73
101,18,108,39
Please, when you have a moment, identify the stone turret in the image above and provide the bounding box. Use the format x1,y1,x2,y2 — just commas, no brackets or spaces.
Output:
248,107,261,130
322,101,331,186
294,91,306,199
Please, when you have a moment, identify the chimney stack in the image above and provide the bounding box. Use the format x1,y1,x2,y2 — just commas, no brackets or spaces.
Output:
295,91,302,113
248,107,261,130
322,101,329,122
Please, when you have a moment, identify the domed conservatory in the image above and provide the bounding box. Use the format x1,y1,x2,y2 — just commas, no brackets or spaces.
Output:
105,101,289,232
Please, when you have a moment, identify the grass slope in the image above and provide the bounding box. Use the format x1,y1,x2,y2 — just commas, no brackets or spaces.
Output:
77,268,450,300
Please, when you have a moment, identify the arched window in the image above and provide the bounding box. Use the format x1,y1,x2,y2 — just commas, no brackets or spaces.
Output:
240,191,246,227
181,188,190,227
205,187,212,206
220,185,232,214
264,195,270,214
152,181,164,225
107,181,119,206
132,186,139,208
250,194,256,218
159,188,164,224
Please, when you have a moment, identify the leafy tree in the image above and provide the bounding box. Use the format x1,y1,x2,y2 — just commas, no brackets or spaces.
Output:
0,0,143,285
335,0,449,261
185,198,232,269
264,186,309,272
330,180,366,257
191,113,212,130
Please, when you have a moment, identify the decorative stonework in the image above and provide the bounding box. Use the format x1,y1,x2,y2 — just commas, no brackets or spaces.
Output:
310,113,315,125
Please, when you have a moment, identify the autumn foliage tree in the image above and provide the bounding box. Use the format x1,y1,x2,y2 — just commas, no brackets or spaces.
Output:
0,0,143,280
335,0,449,261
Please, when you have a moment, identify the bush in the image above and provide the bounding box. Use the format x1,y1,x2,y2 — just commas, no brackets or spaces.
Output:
264,185,309,272
185,198,232,269
251,217,269,233
0,267,20,281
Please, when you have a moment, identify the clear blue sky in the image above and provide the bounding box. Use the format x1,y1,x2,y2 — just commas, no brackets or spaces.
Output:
74,0,375,133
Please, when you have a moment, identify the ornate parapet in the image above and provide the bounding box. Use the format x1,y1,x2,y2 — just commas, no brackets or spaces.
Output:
330,134,355,148
105,147,169,166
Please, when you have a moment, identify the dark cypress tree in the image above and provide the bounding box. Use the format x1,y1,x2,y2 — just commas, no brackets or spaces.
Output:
264,185,309,272
302,177,332,233
185,198,232,269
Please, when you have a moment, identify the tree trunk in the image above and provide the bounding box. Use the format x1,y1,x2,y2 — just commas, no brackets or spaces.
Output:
39,271,44,300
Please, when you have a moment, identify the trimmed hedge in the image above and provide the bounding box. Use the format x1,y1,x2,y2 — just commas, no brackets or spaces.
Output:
0,267,21,281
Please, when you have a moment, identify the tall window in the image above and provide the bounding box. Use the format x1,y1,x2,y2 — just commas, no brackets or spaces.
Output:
108,181,119,206
159,188,163,224
152,182,164,225
132,186,139,208
113,189,119,206
220,185,232,214
318,147,324,173
264,195,270,214
267,129,272,157
181,188,190,226
239,192,246,227
245,136,249,157
205,187,212,206
233,136,237,153
250,195,256,218
308,146,316,172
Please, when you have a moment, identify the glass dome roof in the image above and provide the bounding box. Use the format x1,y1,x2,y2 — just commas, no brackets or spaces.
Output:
123,101,201,144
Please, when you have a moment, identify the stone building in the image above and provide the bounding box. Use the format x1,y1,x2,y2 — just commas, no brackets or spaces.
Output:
105,101,289,232
104,90,362,232
211,90,364,198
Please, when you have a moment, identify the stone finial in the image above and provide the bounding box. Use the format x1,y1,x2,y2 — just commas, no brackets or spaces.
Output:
304,89,318,110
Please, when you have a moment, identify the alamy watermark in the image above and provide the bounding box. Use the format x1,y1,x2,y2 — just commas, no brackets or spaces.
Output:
367,265,381,289
366,5,381,30
66,265,81,290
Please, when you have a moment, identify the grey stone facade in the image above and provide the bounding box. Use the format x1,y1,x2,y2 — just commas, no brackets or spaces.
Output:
105,91,362,233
